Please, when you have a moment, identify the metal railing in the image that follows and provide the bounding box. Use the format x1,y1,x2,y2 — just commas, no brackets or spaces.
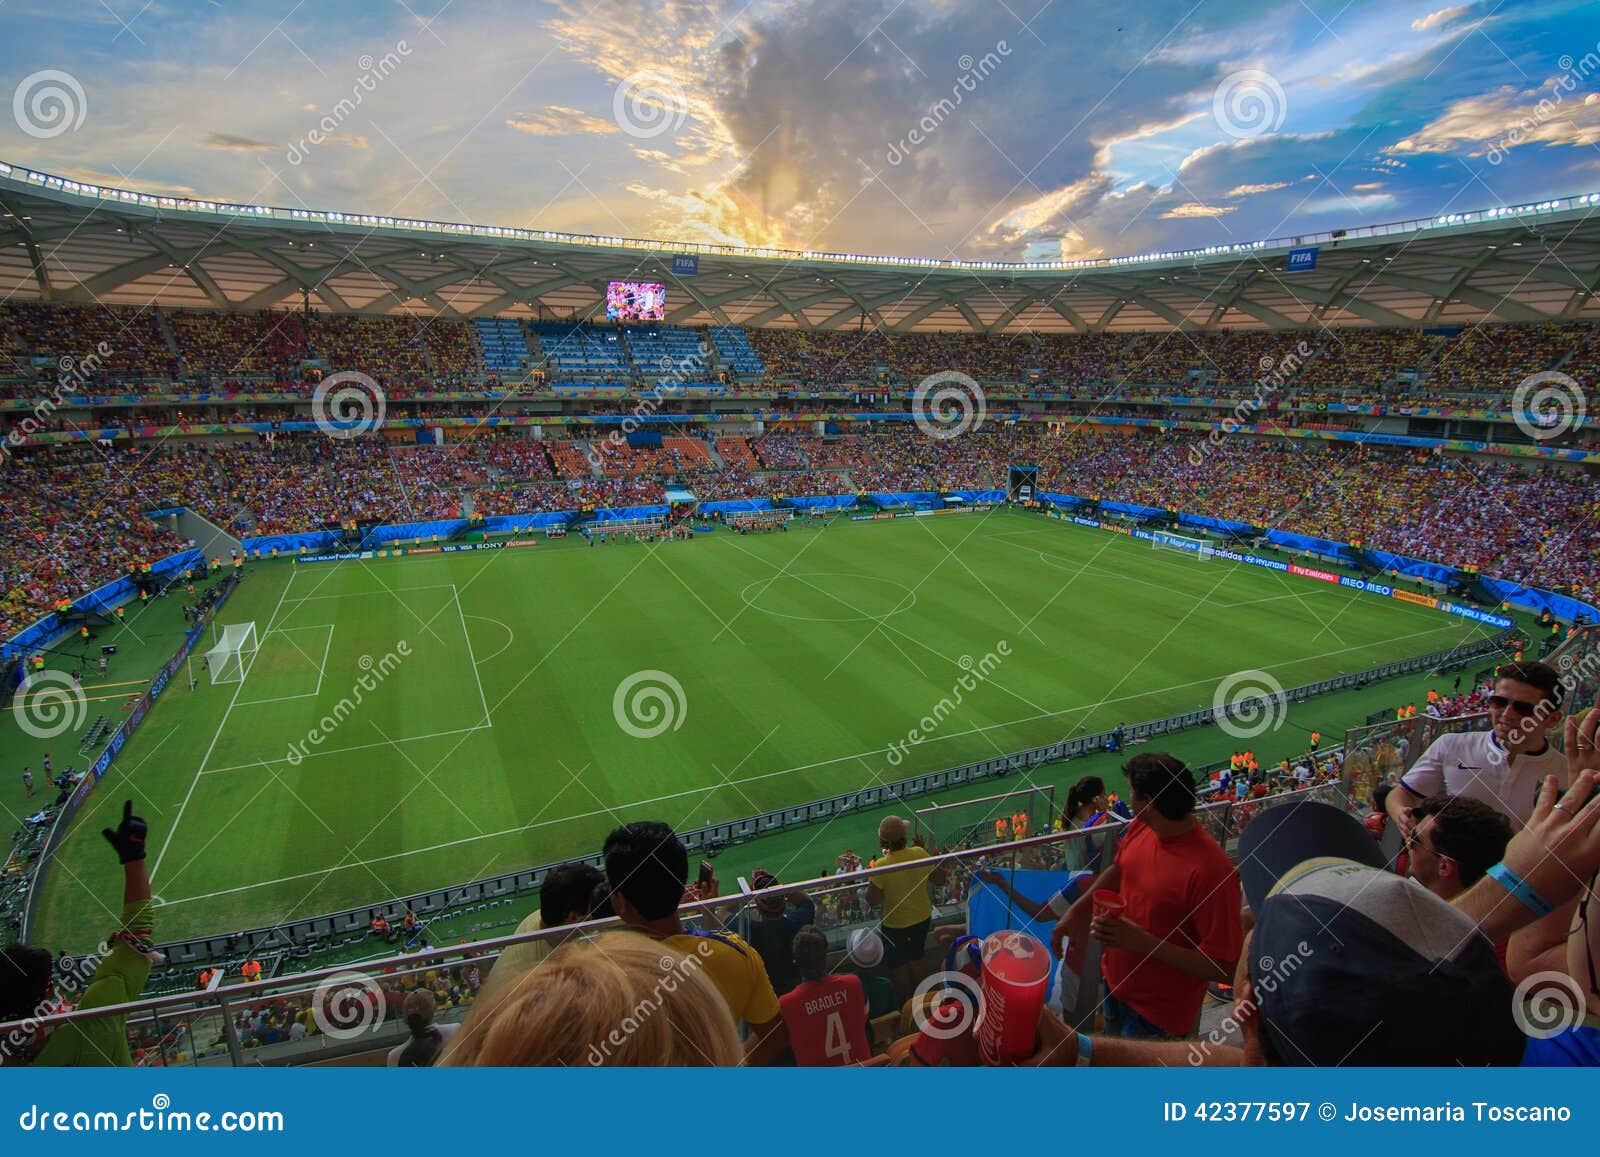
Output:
139,634,1507,968
0,782,1358,1067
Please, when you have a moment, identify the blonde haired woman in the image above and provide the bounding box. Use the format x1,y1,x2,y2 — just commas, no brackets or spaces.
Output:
440,933,741,1066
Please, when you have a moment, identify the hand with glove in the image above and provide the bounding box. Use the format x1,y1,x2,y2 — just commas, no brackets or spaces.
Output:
102,800,148,863
102,799,153,905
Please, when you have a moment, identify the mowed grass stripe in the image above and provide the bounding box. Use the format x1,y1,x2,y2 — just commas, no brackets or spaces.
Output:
34,511,1489,946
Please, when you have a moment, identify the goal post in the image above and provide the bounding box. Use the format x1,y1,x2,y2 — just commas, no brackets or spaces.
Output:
205,622,259,685
1151,531,1215,560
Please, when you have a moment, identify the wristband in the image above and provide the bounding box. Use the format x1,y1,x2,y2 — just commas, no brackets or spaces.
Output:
1485,862,1553,917
1076,1032,1094,1067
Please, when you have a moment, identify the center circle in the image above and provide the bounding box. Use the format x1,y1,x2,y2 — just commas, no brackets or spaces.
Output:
738,571,918,623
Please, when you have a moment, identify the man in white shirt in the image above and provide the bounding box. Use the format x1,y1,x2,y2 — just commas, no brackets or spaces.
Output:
1387,661,1569,832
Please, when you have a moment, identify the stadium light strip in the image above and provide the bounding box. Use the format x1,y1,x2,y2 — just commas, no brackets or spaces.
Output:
3,160,1599,274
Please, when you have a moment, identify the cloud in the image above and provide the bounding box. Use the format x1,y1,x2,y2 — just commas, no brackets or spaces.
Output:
8,0,1597,263
1161,202,1236,218
1390,82,1600,157
505,105,620,137
202,132,276,152
1225,181,1289,196
56,168,198,198
1300,192,1398,214
1411,5,1476,33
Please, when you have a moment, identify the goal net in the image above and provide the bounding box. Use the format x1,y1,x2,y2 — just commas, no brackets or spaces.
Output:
1151,531,1214,560
205,622,259,685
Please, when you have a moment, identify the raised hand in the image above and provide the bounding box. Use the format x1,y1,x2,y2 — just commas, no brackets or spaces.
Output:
101,800,148,864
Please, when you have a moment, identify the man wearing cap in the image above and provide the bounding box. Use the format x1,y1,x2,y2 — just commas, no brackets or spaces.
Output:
1051,754,1241,1040
1388,661,1569,833
1027,800,1527,1067
865,816,944,1001
745,869,814,996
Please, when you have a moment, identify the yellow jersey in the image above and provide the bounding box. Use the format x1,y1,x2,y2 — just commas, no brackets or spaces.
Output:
875,846,935,929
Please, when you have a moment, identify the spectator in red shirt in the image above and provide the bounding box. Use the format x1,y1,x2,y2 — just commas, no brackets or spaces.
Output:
1052,753,1242,1039
779,926,871,1066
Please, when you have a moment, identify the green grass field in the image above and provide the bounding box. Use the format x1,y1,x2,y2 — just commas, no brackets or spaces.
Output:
28,508,1498,949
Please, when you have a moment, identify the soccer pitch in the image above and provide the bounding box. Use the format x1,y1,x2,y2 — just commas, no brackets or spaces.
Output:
34,508,1494,947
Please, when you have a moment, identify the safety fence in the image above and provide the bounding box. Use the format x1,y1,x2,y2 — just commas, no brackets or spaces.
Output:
140,633,1506,968
0,783,1355,1068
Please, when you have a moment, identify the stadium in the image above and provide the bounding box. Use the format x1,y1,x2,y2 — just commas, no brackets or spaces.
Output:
1,0,1598,1087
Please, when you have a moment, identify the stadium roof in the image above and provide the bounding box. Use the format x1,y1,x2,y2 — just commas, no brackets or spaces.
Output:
4,161,1600,334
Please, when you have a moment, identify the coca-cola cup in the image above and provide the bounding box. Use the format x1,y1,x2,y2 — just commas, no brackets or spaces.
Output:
1092,889,1126,921
976,929,1052,1065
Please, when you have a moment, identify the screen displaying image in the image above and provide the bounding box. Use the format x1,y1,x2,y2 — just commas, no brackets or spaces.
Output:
606,281,666,321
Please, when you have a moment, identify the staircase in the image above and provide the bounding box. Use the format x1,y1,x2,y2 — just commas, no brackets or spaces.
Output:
155,310,180,369
175,507,245,559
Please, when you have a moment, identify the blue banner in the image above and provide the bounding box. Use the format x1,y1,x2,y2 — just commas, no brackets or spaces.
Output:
591,505,671,522
672,254,699,276
0,1069,1592,1152
700,499,773,515
243,532,340,556
1102,500,1166,519
482,513,571,534
1287,245,1319,271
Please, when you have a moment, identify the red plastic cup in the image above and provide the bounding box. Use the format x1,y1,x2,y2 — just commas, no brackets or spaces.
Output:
1092,889,1126,920
976,930,1052,1065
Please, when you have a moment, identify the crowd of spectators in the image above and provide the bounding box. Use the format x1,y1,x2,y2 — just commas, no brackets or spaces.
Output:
3,420,1597,634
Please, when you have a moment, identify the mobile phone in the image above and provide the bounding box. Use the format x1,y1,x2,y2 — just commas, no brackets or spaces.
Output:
697,860,714,886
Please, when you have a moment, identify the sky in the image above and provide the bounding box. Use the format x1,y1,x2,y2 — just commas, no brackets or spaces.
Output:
2,0,1598,262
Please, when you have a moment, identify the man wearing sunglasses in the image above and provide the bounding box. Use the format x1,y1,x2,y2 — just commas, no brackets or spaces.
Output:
1388,661,1569,833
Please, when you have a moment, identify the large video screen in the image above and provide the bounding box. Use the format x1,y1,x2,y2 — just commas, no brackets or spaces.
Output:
606,281,666,322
